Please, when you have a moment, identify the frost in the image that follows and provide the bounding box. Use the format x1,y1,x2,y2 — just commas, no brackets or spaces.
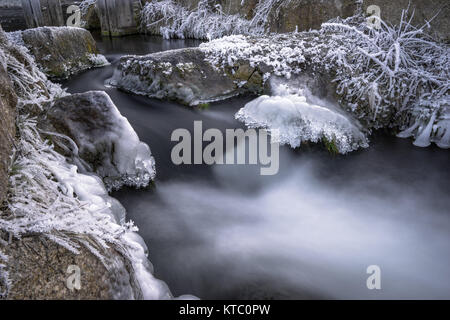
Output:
236,82,369,154
140,0,262,40
140,0,306,40
88,53,110,67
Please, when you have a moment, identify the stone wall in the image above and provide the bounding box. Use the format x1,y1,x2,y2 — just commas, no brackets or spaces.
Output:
362,0,449,42
2,233,136,300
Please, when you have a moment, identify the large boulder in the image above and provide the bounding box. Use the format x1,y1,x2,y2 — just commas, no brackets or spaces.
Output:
0,25,17,205
21,26,108,79
46,91,156,191
109,48,246,106
2,233,136,300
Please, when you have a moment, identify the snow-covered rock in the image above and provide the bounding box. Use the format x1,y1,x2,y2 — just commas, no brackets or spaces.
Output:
46,91,156,191
236,81,369,154
109,48,241,106
19,27,108,79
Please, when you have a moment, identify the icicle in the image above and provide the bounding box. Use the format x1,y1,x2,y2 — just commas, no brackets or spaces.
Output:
413,111,437,147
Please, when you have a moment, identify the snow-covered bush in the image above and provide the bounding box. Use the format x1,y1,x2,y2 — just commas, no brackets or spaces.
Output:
321,13,449,148
140,0,261,40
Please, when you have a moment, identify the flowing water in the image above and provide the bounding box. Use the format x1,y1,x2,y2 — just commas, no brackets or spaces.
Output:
61,32,450,300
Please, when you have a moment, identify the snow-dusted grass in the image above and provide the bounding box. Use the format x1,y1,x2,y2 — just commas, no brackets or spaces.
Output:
201,10,449,150
140,0,261,40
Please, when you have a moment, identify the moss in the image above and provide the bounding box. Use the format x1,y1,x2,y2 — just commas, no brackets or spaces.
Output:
197,103,210,110
323,136,339,155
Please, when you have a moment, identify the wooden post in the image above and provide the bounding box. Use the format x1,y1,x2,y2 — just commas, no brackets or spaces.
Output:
40,0,64,26
21,0,64,28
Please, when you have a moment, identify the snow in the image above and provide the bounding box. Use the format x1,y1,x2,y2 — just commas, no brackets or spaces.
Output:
236,81,369,154
88,53,110,67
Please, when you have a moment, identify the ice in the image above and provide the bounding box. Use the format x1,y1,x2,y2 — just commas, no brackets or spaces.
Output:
399,101,450,149
48,91,156,191
236,82,369,154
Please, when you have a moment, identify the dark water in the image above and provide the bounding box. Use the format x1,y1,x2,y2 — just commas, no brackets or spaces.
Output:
61,34,450,300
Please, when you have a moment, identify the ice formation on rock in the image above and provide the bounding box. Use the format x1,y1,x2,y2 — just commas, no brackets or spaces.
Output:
236,82,369,154
47,91,156,191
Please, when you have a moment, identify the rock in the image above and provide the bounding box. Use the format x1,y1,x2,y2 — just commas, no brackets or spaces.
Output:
1,232,136,300
362,0,450,43
21,26,108,79
0,25,17,205
79,0,101,30
46,91,156,191
110,48,242,106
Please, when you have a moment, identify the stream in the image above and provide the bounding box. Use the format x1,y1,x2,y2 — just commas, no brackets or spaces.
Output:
61,32,450,300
